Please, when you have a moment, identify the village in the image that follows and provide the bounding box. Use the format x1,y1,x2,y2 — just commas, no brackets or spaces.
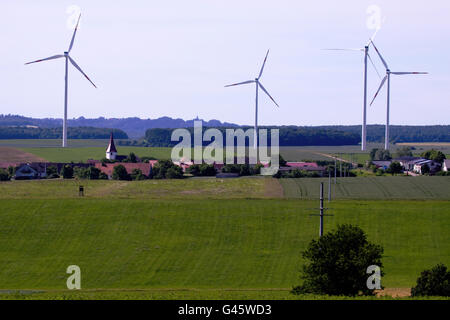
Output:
1,133,448,181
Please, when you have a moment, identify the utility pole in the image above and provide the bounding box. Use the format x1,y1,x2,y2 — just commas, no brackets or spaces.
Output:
319,182,324,236
334,157,337,184
340,161,342,178
309,182,334,237
328,171,331,202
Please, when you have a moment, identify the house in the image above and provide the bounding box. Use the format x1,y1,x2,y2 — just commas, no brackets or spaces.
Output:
13,162,92,179
280,162,327,176
94,162,155,179
443,159,450,172
371,160,392,170
413,159,441,174
14,164,39,179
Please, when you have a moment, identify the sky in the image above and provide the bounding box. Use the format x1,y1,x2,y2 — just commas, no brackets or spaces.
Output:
0,0,449,126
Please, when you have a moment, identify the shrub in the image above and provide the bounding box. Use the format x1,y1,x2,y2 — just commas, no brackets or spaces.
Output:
130,168,146,180
46,165,59,179
387,161,403,175
99,172,108,180
152,160,182,179
60,165,73,179
292,224,384,296
411,264,450,297
165,166,183,179
0,168,10,181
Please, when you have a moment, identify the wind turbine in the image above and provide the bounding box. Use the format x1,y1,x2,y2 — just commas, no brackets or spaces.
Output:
369,41,428,150
225,50,279,150
25,14,97,148
323,30,381,151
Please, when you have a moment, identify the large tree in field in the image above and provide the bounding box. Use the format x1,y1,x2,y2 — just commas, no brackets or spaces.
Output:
292,224,384,296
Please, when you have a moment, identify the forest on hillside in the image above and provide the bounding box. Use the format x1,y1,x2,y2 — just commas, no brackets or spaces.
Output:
0,126,128,139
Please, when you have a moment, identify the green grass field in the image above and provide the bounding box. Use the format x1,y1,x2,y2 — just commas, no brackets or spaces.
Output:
0,177,449,300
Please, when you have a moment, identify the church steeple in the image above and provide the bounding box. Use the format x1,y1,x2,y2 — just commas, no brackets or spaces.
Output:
106,132,117,159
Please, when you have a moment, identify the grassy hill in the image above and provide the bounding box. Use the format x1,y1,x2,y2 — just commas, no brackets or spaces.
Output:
0,177,449,299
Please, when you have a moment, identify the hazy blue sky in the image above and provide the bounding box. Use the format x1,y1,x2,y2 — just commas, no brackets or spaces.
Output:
1,0,449,126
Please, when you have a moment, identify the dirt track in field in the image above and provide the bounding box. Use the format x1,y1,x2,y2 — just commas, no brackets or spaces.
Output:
0,147,45,163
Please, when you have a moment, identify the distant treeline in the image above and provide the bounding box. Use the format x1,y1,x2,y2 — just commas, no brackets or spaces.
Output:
317,125,450,143
141,127,360,147
0,114,238,139
0,127,128,139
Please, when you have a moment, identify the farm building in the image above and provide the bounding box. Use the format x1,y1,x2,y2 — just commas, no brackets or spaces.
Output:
371,160,392,170
279,162,327,176
14,164,39,180
443,159,450,172
392,157,426,171
413,159,441,174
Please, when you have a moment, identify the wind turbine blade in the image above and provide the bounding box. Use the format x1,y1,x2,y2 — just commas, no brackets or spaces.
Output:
25,54,64,65
68,56,97,88
391,72,428,75
370,75,388,106
258,49,270,78
224,80,255,87
367,27,380,45
370,41,388,69
258,82,279,107
68,14,81,53
321,48,364,52
367,53,381,78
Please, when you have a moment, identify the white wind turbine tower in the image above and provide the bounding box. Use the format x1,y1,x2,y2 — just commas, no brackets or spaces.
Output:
225,50,279,149
369,41,428,150
323,30,381,151
25,14,97,148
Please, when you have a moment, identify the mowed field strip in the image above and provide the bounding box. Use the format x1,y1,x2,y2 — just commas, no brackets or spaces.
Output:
0,147,45,163
280,176,450,200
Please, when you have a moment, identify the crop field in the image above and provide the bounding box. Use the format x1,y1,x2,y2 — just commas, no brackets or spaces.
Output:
18,146,172,162
0,177,449,300
280,176,450,200
0,147,45,163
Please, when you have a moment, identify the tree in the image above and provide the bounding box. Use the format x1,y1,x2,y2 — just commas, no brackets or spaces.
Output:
292,224,384,296
411,264,450,297
421,149,446,163
150,160,183,179
0,168,10,181
165,166,183,179
99,172,108,180
60,165,73,179
279,154,287,167
112,164,130,180
125,152,138,163
46,165,59,179
387,161,403,175
88,167,101,180
130,168,146,180
421,164,430,175
396,146,413,158
370,148,392,161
